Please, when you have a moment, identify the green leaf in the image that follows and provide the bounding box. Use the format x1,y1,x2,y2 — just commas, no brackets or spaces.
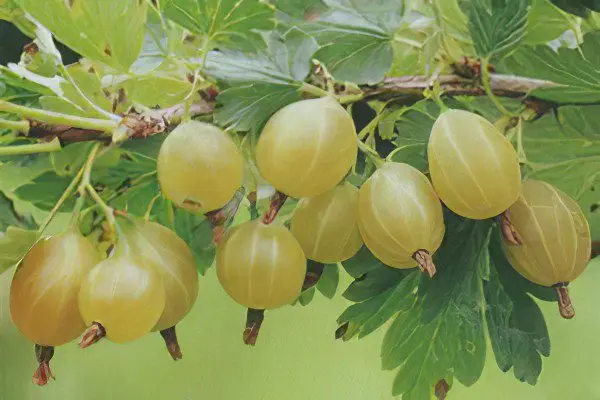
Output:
50,142,94,176
214,83,301,133
467,0,529,58
17,0,148,71
0,192,34,231
13,171,73,211
501,32,600,104
524,0,571,45
316,263,339,299
207,29,318,132
338,272,419,339
0,226,38,274
309,0,405,84
550,0,592,16
343,266,406,302
168,207,216,275
381,215,492,398
161,0,274,51
298,287,316,306
521,107,600,239
485,235,550,385
340,246,384,278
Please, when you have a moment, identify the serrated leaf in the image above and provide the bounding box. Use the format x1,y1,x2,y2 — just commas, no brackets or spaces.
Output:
521,107,600,239
380,215,491,399
340,246,383,278
316,263,339,299
0,192,34,231
298,286,316,306
161,0,274,51
167,206,216,275
525,0,571,45
309,0,405,84
50,142,95,176
214,83,301,133
207,29,318,132
206,28,319,84
501,32,600,104
338,272,419,339
343,266,406,302
14,171,73,211
467,0,529,58
17,0,147,71
0,226,38,274
485,236,551,385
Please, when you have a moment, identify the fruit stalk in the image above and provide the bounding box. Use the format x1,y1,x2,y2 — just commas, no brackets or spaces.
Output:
32,345,55,386
553,283,575,319
262,191,288,225
243,308,265,346
302,261,324,290
498,210,522,246
412,249,437,278
80,322,107,348
206,188,246,244
160,326,182,361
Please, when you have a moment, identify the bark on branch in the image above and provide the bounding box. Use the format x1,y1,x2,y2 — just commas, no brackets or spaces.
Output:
364,74,558,101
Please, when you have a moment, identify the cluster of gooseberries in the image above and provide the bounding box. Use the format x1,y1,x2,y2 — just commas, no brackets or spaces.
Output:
9,97,592,385
159,96,591,339
10,219,199,385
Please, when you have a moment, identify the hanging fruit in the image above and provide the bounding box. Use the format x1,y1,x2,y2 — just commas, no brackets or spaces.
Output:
78,240,166,346
428,109,521,219
216,220,306,344
502,179,592,319
291,182,363,263
358,162,445,276
256,96,357,198
157,121,244,213
123,219,199,360
10,232,101,385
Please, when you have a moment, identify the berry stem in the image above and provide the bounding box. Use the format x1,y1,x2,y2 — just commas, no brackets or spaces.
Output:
80,322,107,348
262,191,288,225
553,283,575,319
498,210,522,246
160,326,183,361
356,139,385,169
0,99,119,132
0,117,29,133
303,260,324,291
0,137,61,156
243,308,265,346
248,191,259,220
413,249,437,278
434,379,450,400
32,345,55,386
206,188,246,245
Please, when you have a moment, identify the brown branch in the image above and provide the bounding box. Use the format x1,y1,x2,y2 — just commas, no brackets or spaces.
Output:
364,74,558,102
24,100,215,144
17,73,561,143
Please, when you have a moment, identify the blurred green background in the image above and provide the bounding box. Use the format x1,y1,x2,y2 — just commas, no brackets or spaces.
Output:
0,257,598,400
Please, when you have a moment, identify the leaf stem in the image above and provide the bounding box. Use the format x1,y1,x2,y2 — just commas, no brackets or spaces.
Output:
480,58,513,117
0,137,61,156
0,100,119,132
300,82,330,98
0,118,29,133
58,64,120,121
357,139,385,169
